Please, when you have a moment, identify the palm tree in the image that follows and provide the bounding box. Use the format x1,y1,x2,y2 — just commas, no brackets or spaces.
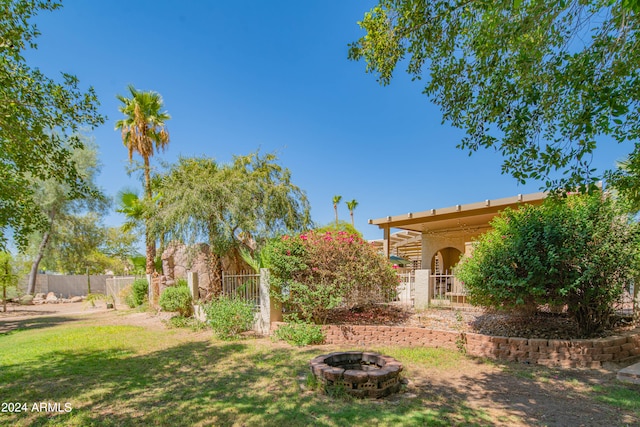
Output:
332,195,342,226
115,85,170,274
116,189,145,233
346,199,358,227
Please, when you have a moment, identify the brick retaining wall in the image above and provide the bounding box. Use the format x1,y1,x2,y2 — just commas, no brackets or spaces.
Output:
273,322,640,368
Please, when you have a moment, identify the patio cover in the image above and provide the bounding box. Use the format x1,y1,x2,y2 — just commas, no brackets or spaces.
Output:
369,191,548,260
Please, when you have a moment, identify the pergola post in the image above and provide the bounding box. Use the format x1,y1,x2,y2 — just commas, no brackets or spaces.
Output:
383,226,391,259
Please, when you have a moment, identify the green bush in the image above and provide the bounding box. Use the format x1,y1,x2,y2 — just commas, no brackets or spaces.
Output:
131,278,149,307
456,193,640,337
204,296,255,340
165,315,207,331
159,285,193,316
273,321,325,346
118,285,136,308
265,230,398,323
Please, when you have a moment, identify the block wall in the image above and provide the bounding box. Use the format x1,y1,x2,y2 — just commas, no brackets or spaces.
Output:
273,322,640,368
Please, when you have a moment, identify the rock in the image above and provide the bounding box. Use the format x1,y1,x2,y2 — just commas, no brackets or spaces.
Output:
45,292,58,302
162,243,215,297
70,296,83,303
34,293,45,300
19,295,34,305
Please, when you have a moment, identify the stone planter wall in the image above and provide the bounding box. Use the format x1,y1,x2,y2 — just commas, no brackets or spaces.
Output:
273,322,640,368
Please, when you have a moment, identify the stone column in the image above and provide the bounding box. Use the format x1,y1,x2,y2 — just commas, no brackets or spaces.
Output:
259,268,282,335
187,271,199,301
414,269,431,309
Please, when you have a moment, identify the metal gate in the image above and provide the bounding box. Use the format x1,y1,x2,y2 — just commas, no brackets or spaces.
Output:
395,268,415,306
221,271,260,307
430,270,468,307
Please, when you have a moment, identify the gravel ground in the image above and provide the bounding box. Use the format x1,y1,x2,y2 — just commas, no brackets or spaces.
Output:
325,304,639,339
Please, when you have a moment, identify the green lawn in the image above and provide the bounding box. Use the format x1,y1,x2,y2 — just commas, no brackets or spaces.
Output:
0,312,638,426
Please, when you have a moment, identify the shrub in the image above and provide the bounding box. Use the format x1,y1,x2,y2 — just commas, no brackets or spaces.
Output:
204,296,255,340
119,285,136,308
456,193,640,337
273,321,325,346
131,278,149,307
159,285,193,316
265,230,398,323
165,315,207,331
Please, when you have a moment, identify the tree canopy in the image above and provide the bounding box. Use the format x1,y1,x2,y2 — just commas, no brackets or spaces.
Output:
349,0,640,191
155,152,311,254
0,0,104,250
25,140,108,291
153,152,311,296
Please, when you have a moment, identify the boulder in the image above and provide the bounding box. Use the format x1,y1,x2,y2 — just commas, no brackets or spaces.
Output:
70,296,83,303
45,292,58,302
162,243,215,297
19,294,34,305
161,242,253,300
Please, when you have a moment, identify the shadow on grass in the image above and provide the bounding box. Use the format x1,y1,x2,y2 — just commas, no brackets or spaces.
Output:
408,358,640,427
2,325,638,427
0,338,493,427
0,316,84,336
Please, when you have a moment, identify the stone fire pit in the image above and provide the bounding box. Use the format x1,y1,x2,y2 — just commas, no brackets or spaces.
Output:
309,351,403,398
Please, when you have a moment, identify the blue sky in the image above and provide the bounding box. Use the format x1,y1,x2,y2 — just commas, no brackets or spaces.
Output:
24,0,631,242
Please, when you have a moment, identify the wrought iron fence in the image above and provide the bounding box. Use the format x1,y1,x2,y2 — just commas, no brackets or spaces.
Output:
221,271,260,307
430,270,469,307
394,268,415,306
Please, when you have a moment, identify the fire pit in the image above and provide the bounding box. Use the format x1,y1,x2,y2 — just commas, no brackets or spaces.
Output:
309,351,403,398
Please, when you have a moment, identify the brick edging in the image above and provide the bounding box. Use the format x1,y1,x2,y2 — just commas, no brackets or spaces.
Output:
272,322,640,368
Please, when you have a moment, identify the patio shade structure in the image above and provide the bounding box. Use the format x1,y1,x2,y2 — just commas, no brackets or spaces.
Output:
369,191,548,272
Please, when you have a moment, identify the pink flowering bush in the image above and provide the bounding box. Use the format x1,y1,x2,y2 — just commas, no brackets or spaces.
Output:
265,231,398,323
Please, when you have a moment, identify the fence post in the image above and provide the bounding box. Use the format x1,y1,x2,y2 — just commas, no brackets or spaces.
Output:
187,271,199,301
414,269,431,309
259,268,282,334
146,274,153,305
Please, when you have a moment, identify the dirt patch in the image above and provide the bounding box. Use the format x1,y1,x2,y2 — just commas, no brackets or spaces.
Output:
0,301,112,319
0,301,172,332
397,358,638,427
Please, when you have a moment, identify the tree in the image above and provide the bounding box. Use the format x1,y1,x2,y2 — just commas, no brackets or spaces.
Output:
99,226,139,274
0,0,104,250
42,212,106,274
608,156,640,213
0,252,18,312
116,189,146,233
346,199,358,227
332,195,342,226
155,152,311,297
115,85,170,274
455,193,640,337
25,140,107,294
316,220,363,238
349,1,640,191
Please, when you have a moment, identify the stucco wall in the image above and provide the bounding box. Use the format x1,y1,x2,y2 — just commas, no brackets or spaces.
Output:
22,274,109,296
